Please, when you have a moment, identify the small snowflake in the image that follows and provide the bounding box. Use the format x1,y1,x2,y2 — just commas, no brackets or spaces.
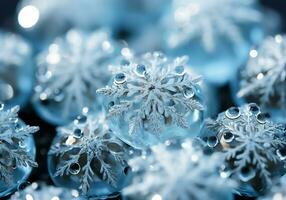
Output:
238,35,286,110
97,52,204,136
165,0,261,51
202,103,286,194
10,182,80,200
48,112,129,195
34,29,119,122
0,104,38,184
123,140,234,200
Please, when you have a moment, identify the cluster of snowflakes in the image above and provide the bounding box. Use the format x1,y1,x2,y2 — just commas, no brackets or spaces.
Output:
238,35,286,111
48,112,129,195
97,52,204,139
165,0,261,51
203,103,286,195
0,105,38,188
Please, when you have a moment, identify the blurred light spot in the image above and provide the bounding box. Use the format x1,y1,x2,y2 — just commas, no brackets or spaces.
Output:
46,53,60,64
82,107,89,114
51,197,60,200
71,190,79,197
152,194,162,200
220,171,229,179
256,73,264,80
25,194,34,200
191,154,199,162
275,35,283,44
249,50,258,58
18,5,39,29
121,48,132,59
0,83,14,100
65,136,76,145
273,193,284,200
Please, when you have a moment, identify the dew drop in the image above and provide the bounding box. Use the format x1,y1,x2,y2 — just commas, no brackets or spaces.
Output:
174,65,185,76
17,181,30,191
222,131,234,143
73,128,83,139
225,107,241,119
248,103,260,115
135,64,146,77
277,148,286,160
183,87,195,99
53,89,65,102
69,163,81,175
207,136,218,148
239,167,256,182
76,115,87,124
256,113,269,124
114,73,127,84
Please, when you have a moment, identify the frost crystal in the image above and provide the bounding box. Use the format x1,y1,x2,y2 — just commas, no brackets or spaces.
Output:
48,112,129,195
10,182,80,200
34,29,119,124
203,103,286,195
238,35,286,111
97,52,204,147
0,104,38,184
165,0,261,51
123,140,234,200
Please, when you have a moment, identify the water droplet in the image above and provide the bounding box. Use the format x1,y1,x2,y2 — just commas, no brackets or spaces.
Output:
248,103,260,115
207,136,218,148
239,167,256,182
76,115,87,124
53,89,65,102
183,87,195,99
174,65,185,76
225,107,241,119
73,129,83,139
114,73,127,84
18,140,26,148
69,163,81,175
0,83,14,101
256,113,269,124
222,131,234,143
17,181,30,191
135,64,146,77
277,148,286,160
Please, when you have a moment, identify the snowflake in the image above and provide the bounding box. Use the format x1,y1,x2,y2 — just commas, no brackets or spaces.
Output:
164,0,261,51
237,35,286,110
0,104,38,184
123,140,234,200
34,29,119,123
202,103,286,195
97,52,204,137
10,182,80,200
48,112,129,195
258,175,286,200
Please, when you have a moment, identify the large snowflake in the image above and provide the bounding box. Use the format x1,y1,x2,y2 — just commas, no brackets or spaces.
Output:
165,0,261,51
0,104,38,184
238,35,286,110
48,112,129,194
10,182,80,200
34,29,118,121
97,52,204,136
123,140,234,200
203,103,286,194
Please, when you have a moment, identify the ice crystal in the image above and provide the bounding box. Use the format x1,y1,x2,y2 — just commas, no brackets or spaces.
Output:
48,112,129,195
97,52,204,137
203,103,286,194
238,35,286,111
165,0,261,51
123,140,234,200
34,29,119,124
0,104,38,184
10,182,80,200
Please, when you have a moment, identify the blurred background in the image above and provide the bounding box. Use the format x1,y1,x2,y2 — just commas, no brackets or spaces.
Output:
0,0,286,199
